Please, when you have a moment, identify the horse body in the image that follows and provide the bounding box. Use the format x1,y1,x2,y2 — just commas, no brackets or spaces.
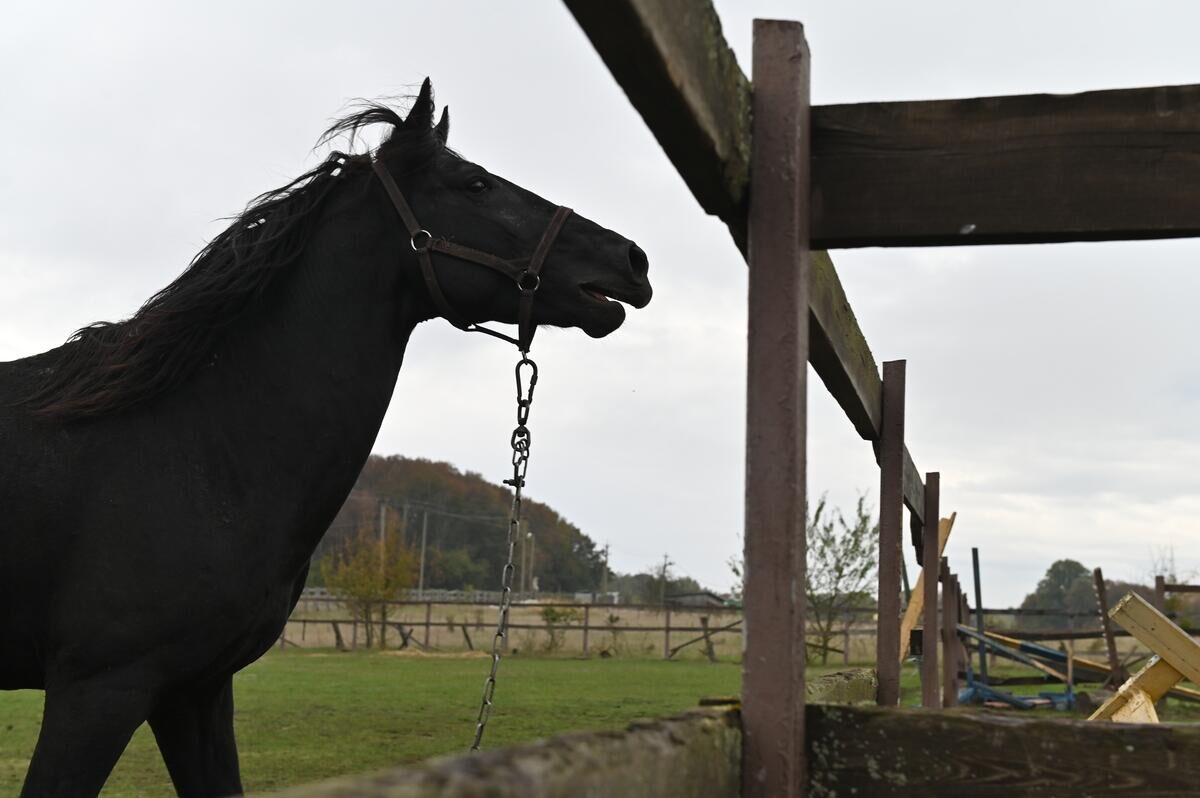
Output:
2,80,650,797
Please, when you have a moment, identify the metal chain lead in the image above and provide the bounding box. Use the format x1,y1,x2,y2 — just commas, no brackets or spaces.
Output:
470,354,538,751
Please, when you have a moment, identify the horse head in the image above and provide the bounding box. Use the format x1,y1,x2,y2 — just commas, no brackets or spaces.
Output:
369,79,652,348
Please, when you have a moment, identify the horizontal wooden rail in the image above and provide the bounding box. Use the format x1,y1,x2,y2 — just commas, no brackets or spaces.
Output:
565,0,925,522
1164,583,1200,594
811,84,1200,248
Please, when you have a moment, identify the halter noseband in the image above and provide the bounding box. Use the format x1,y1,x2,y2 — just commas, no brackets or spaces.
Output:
371,159,572,354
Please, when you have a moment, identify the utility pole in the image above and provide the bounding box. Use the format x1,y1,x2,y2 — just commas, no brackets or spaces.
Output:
659,553,674,607
601,542,610,599
417,511,428,600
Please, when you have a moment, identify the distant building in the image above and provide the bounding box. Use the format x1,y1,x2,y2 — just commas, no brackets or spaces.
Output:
665,591,728,608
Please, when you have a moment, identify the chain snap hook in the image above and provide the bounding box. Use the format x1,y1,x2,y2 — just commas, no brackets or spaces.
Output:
472,352,540,753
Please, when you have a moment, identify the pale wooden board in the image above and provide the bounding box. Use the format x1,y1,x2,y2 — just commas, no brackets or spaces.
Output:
1110,592,1200,686
898,513,956,662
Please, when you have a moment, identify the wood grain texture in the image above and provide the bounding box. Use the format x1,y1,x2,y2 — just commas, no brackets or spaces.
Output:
808,704,1200,797
1110,592,1200,685
1091,658,1181,722
811,84,1200,248
563,0,751,248
741,20,810,798
876,361,905,707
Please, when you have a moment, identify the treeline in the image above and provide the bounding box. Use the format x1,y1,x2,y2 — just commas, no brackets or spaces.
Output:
314,454,606,594
1016,558,1198,631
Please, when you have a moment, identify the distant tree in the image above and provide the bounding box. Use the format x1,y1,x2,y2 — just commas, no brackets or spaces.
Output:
320,522,415,648
1019,559,1090,632
806,494,877,665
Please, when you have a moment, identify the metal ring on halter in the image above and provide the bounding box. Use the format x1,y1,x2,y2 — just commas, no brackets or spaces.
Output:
517,272,541,292
411,230,432,252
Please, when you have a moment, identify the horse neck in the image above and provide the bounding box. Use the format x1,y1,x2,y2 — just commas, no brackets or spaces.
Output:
186,187,424,574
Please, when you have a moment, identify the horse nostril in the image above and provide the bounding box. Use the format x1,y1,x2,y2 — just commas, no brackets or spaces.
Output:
628,243,649,279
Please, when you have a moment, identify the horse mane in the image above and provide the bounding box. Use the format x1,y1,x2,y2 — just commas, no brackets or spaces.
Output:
23,102,434,421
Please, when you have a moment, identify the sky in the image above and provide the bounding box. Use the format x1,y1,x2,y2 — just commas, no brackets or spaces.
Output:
2,1,1198,607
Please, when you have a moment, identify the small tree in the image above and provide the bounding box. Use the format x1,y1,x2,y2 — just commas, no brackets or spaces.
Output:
320,524,415,648
806,495,877,665
729,493,878,664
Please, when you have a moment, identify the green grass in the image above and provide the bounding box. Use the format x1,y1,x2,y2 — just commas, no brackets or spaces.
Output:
1,651,743,796
3,652,1195,796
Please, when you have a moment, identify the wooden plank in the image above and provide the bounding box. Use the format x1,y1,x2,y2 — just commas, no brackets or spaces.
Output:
808,704,1200,796
806,251,880,439
741,20,809,798
566,1,925,523
810,84,1200,248
875,361,905,707
899,513,955,662
1110,592,1200,685
1164,583,1200,594
562,0,751,248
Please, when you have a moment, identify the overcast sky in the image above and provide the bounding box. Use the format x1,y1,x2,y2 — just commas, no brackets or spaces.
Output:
3,2,1198,607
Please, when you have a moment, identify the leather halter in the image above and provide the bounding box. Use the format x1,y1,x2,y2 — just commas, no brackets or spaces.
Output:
371,159,573,353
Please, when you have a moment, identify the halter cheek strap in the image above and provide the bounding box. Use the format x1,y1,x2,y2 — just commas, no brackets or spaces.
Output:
371,159,572,354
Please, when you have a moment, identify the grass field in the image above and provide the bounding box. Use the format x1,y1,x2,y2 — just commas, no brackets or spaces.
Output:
1,651,744,796
2,650,1196,796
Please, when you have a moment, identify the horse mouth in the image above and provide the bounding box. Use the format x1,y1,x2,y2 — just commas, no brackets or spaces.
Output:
579,281,652,310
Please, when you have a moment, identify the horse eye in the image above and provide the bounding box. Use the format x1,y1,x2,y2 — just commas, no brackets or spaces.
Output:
467,178,488,194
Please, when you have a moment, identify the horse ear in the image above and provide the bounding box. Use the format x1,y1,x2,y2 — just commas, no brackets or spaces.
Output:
434,106,450,144
403,78,435,130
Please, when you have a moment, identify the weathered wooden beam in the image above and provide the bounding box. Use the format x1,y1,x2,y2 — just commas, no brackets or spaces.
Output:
562,0,751,248
565,2,925,522
741,20,810,798
809,704,1200,796
876,361,905,707
809,252,924,521
920,478,940,708
811,84,1200,248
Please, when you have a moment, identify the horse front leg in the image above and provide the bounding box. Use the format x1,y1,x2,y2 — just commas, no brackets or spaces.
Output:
148,676,243,798
20,674,153,798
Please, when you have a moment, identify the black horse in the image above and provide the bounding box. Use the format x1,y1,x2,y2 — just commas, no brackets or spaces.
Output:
0,79,651,797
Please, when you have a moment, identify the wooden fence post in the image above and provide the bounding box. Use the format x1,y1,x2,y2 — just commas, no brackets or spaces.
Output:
1155,575,1167,613
663,607,672,660
583,605,590,656
942,573,959,708
424,601,432,649
920,473,940,707
743,19,811,798
877,360,906,707
1094,568,1123,685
